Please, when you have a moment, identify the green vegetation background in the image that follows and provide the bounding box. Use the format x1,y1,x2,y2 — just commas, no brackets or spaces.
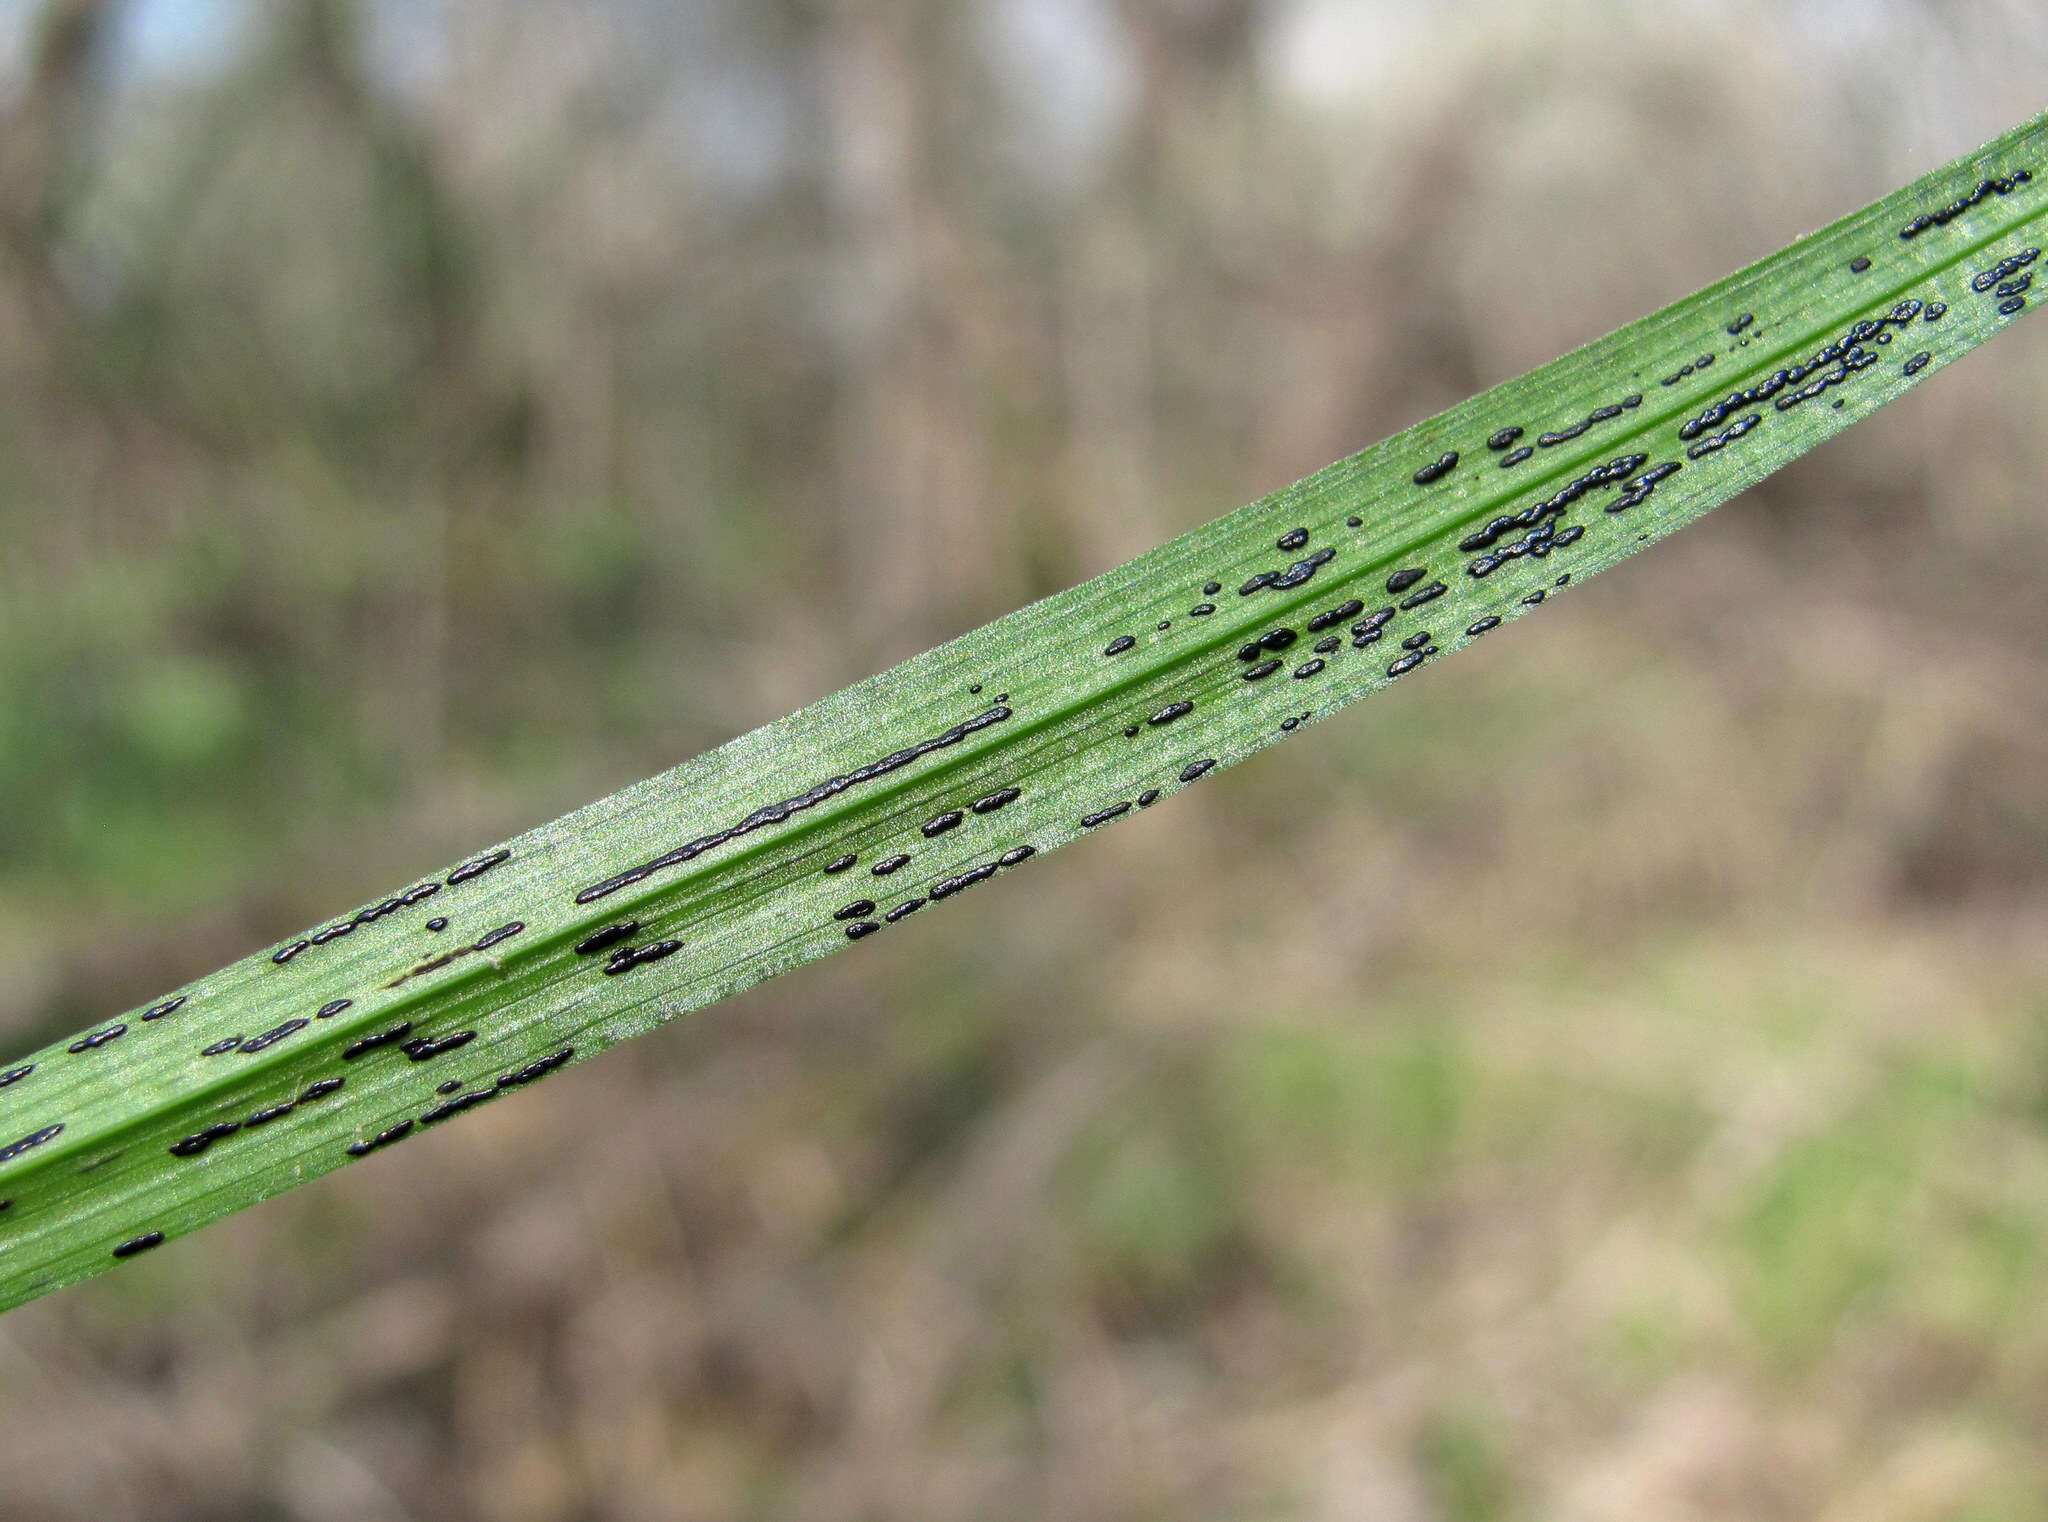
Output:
1,2,2045,1517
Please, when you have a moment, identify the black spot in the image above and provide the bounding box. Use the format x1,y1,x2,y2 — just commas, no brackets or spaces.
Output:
575,921,641,956
345,1121,415,1159
342,1022,415,1061
447,848,512,886
1412,451,1459,485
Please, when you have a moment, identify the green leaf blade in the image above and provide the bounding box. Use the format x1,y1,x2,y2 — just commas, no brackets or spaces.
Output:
2,110,2042,1312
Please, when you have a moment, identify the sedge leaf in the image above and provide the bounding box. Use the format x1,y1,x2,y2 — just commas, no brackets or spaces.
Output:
1,110,2043,1312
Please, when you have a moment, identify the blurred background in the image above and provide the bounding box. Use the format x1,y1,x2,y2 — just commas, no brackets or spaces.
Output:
0,0,2045,1516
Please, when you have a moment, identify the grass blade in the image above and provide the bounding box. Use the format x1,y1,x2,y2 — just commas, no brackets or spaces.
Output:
2,111,2042,1313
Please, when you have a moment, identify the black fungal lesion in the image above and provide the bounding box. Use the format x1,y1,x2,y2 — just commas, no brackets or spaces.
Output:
342,1021,415,1061
1411,451,1458,485
201,1037,241,1057
1467,616,1502,636
1903,350,1932,376
1486,426,1524,451
1103,635,1137,656
1685,413,1760,460
1455,446,1644,559
1275,527,1310,550
833,899,877,921
1385,567,1426,594
575,921,640,955
970,786,1020,814
1239,546,1336,597
139,995,187,1023
601,939,682,976
400,1031,477,1062
271,882,448,970
1305,599,1363,633
871,853,911,876
316,999,352,1019
0,1124,63,1165
1148,701,1193,726
0,1064,33,1090
238,1018,308,1055
1660,352,1716,387
67,1024,126,1055
416,1048,571,1128
1398,581,1446,610
345,1120,415,1159
1898,168,2032,240
1663,297,1931,446
169,1120,241,1157
1534,396,1636,448
1241,658,1282,682
447,848,512,886
1080,803,1132,828
1726,312,1755,335
921,810,964,838
1849,255,1872,273
822,854,857,875
575,703,1014,905
112,1231,164,1259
